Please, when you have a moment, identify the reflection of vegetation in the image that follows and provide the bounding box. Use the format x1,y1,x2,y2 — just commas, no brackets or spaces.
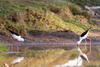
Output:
0,43,9,58
20,46,85,66
0,46,99,66
0,44,8,51
23,48,65,58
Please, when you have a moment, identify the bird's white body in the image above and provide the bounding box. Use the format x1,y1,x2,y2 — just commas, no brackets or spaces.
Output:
54,47,89,67
77,29,90,45
11,57,24,64
77,38,83,45
11,34,24,42
9,30,24,52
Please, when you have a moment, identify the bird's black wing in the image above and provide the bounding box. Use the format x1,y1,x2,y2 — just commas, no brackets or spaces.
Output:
9,30,19,36
80,29,89,37
80,55,87,60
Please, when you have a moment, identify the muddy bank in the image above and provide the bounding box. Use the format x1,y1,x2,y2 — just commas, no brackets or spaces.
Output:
0,30,100,46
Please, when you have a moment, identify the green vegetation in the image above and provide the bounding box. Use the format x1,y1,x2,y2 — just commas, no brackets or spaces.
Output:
23,48,65,58
0,45,99,67
0,0,99,35
0,47,80,67
0,43,9,58
0,46,99,67
0,43,8,51
0,1,99,66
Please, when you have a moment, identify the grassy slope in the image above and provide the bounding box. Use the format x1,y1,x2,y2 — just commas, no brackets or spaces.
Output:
0,0,99,35
0,1,100,67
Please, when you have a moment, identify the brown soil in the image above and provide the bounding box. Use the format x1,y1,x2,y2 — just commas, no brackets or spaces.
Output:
0,30,100,47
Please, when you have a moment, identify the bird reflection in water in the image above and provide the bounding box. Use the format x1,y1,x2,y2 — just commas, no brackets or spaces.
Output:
54,47,89,67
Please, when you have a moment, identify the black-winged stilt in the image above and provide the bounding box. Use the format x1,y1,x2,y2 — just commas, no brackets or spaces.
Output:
9,30,24,52
77,28,91,53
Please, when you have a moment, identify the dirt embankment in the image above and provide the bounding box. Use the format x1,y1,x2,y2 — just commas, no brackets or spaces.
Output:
0,30,100,46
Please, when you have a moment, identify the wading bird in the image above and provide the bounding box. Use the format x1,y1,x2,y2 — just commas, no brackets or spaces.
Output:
9,30,24,52
77,28,91,53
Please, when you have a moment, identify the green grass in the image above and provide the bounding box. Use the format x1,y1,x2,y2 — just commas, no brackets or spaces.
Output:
0,44,8,51
0,0,99,35
0,43,9,58
64,19,92,32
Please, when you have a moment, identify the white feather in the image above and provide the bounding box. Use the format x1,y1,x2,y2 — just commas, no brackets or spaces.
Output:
11,57,24,64
77,37,83,45
11,34,24,41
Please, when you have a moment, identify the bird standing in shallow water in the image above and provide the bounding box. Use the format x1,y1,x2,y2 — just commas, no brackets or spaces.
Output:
77,28,91,53
9,30,24,52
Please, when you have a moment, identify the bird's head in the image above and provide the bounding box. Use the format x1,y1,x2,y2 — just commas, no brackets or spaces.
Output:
88,27,92,31
77,41,80,45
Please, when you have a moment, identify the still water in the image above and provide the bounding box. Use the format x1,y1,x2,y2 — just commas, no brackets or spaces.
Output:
0,43,100,67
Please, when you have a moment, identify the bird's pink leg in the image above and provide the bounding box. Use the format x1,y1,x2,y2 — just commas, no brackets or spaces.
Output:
87,38,91,53
11,44,13,51
13,40,16,51
17,42,19,52
21,42,24,46
11,40,16,51
20,42,23,51
85,39,87,50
